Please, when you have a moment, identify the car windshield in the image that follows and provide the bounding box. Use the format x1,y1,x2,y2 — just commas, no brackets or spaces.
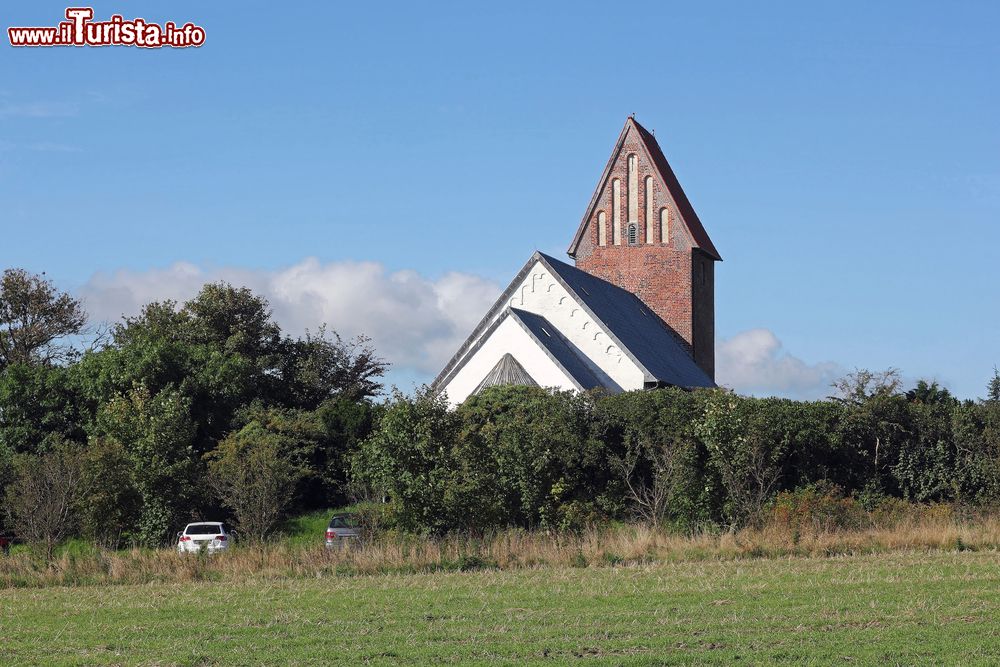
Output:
186,524,223,535
329,516,356,529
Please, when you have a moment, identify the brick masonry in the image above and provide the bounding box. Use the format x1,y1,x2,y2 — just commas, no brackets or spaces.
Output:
571,123,717,381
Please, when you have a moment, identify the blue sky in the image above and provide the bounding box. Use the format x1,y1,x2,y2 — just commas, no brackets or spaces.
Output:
2,1,998,399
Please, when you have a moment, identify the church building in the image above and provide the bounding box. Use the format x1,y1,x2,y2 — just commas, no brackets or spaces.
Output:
433,117,721,406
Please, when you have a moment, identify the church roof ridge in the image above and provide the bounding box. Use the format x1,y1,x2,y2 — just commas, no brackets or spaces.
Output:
432,303,601,394
629,117,721,260
533,252,714,388
430,253,541,390
432,250,714,394
508,307,602,391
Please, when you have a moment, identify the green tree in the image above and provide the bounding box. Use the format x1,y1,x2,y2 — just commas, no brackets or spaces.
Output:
0,362,85,455
830,368,902,405
86,295,265,455
906,380,956,406
183,282,282,360
986,367,1000,403
352,388,462,533
0,268,86,371
94,385,199,546
79,438,142,548
314,397,380,505
207,419,312,542
76,283,386,458
3,439,86,560
277,328,387,407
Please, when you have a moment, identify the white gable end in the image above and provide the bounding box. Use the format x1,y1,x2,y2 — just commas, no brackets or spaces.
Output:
434,250,713,406
504,261,645,391
440,314,583,407
438,259,648,406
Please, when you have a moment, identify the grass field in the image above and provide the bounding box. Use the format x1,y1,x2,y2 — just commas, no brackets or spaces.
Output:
1,550,997,665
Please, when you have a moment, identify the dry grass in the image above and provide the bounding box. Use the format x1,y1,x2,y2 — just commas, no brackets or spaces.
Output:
3,505,998,589
6,551,999,664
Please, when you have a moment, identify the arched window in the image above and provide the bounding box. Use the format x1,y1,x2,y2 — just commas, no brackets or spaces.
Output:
612,178,622,245
627,154,638,224
627,223,638,246
660,207,670,244
597,211,607,246
644,176,654,243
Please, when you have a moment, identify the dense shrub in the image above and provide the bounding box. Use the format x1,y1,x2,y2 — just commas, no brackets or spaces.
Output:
207,416,314,542
457,386,604,530
79,437,141,548
0,278,385,550
91,385,201,547
3,440,86,560
593,388,714,530
355,383,1000,534
351,389,464,533
351,386,605,533
768,482,867,534
2,265,999,547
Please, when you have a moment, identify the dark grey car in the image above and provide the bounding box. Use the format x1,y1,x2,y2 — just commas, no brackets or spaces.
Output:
324,514,360,548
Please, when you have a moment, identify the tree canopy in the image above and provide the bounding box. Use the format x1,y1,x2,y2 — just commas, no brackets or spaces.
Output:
0,271,385,549
0,268,86,371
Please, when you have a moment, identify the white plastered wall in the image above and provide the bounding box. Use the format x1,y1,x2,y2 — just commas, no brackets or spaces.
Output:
451,260,646,400
441,316,580,407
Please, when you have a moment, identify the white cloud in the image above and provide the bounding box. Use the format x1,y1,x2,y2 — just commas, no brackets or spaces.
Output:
78,258,501,381
716,328,843,399
79,261,841,398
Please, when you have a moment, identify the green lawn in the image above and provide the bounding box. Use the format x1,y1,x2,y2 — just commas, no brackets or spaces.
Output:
1,551,997,665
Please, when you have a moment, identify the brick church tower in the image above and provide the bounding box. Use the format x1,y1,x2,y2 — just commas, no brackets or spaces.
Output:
567,117,721,380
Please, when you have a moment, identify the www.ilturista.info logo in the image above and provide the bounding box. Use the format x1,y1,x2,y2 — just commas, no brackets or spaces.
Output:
8,8,205,48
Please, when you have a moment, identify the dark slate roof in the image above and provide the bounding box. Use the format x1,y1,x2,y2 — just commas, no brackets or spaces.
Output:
473,353,538,394
436,306,604,393
567,116,721,262
537,252,715,389
432,251,715,393
432,256,542,390
509,308,603,391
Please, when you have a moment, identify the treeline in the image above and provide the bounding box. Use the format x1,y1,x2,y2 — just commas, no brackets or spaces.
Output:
3,268,1000,552
0,269,383,554
352,374,1000,534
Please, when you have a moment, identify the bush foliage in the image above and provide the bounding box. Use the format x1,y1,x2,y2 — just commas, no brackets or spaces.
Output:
0,275,385,551
2,268,1000,548
353,379,1000,533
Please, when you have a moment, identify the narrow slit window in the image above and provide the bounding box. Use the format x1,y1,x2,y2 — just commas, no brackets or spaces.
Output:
644,176,654,243
612,179,622,245
627,154,638,224
597,211,607,246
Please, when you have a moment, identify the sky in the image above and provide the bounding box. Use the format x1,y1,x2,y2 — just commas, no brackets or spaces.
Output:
1,1,998,399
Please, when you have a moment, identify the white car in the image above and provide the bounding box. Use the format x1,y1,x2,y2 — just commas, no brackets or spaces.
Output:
177,522,231,554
